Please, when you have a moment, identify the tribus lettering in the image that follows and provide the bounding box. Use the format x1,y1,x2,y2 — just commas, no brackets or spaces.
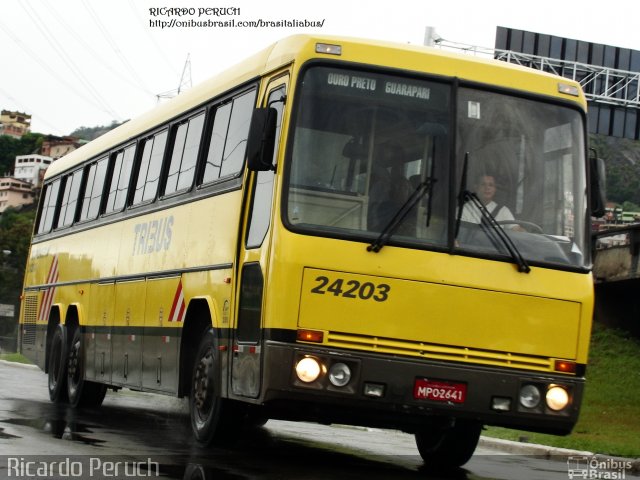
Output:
132,216,174,256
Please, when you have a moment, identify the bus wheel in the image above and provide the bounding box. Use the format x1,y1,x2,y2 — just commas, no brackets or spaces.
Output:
190,330,230,445
48,323,69,403
67,328,107,408
415,419,482,469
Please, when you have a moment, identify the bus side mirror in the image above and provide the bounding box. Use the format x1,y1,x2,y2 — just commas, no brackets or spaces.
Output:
589,148,606,218
247,107,277,171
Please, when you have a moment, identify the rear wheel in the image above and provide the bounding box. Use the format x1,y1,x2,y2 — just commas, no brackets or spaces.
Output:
48,324,68,403
67,327,107,408
189,330,233,445
415,418,482,469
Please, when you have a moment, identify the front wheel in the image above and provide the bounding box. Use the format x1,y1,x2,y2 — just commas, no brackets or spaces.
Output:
189,330,233,445
415,418,482,469
67,327,107,408
48,324,68,403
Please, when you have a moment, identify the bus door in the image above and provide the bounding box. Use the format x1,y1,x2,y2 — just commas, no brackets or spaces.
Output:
231,76,287,398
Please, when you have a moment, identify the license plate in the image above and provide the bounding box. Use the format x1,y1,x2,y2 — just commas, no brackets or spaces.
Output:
414,378,467,404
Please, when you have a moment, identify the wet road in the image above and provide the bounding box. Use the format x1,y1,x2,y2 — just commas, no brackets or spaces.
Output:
1,361,636,480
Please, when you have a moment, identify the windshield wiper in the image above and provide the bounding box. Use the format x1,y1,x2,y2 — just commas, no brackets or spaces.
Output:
367,178,434,253
463,191,531,274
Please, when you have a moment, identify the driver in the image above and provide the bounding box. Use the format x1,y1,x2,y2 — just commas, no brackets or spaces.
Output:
461,174,517,226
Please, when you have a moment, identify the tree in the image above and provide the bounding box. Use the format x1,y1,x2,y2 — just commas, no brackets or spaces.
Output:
0,207,35,349
0,132,45,176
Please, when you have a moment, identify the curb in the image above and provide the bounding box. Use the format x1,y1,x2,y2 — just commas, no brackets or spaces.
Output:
0,359,39,370
480,436,640,474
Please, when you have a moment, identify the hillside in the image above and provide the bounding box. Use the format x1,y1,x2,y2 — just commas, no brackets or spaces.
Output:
591,134,640,208
69,121,125,142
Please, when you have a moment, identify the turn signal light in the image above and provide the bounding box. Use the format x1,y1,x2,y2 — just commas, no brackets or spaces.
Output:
297,329,324,343
554,360,577,374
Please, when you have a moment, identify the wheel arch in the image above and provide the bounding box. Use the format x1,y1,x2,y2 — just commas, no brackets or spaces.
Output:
178,297,219,397
64,304,82,337
44,306,62,374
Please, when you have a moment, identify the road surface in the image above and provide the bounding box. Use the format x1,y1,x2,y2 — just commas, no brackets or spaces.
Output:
1,361,636,480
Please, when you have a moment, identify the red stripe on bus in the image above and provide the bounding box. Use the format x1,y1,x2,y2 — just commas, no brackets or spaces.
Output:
168,281,183,322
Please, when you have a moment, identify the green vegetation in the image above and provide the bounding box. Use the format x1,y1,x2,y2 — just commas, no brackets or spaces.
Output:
591,134,640,207
0,352,32,364
0,132,45,176
485,323,640,457
0,207,35,344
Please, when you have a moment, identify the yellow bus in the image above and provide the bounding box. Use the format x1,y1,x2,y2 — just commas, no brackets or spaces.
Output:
19,34,604,468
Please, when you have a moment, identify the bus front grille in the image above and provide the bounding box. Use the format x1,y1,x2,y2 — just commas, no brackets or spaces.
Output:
325,331,555,373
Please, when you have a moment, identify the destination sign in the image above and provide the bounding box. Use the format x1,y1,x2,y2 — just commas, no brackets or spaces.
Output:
324,71,431,101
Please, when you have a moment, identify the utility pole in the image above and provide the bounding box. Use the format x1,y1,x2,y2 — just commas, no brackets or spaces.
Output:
156,54,193,102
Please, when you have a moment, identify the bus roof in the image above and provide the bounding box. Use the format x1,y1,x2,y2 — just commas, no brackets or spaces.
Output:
46,34,586,179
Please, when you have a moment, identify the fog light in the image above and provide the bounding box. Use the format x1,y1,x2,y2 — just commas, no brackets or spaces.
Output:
519,384,541,409
546,385,569,411
363,383,385,398
295,357,322,383
328,362,351,387
492,397,512,412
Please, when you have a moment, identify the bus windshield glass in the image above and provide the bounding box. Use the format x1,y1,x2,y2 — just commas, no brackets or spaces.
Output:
285,65,589,269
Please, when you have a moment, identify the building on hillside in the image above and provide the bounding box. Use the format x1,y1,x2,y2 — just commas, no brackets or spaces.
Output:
13,154,53,187
0,110,31,139
0,177,34,213
41,135,84,159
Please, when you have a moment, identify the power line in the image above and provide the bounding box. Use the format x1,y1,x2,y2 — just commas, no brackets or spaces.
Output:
18,1,122,121
40,0,154,95
81,0,154,97
0,86,64,135
0,19,123,120
126,0,179,80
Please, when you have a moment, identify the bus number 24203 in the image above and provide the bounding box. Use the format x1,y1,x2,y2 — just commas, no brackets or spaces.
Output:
310,276,390,302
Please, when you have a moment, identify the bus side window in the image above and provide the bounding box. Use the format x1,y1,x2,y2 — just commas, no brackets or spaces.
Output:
201,89,257,184
56,169,84,229
36,179,61,234
246,85,285,248
220,90,256,178
132,130,168,205
202,102,232,184
79,156,109,222
164,112,205,196
105,144,136,214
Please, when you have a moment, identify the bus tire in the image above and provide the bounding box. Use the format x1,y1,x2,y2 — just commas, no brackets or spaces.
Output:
415,418,482,469
67,327,107,408
189,329,232,445
48,323,69,403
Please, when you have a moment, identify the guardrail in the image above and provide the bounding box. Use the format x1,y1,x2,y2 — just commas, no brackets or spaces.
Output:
593,224,640,283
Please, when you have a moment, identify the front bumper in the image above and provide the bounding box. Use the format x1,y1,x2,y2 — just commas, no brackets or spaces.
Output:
259,341,583,435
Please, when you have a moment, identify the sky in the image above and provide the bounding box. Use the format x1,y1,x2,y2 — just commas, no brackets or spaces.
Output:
2,0,640,136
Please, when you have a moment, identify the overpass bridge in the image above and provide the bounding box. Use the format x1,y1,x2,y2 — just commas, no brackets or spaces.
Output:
592,225,640,336
430,26,640,140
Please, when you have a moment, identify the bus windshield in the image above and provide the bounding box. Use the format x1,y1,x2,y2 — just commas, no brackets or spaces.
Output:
285,65,589,270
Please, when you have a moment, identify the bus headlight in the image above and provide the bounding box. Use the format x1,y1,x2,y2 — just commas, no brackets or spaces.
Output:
546,385,570,411
295,357,322,383
328,362,351,387
519,384,541,409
